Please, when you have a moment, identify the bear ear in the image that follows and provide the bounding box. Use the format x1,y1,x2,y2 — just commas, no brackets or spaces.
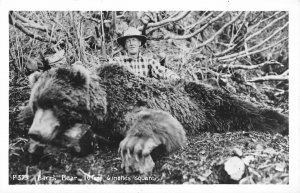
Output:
70,62,90,86
28,71,42,88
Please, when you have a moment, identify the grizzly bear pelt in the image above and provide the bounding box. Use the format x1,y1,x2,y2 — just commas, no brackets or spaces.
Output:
19,63,288,174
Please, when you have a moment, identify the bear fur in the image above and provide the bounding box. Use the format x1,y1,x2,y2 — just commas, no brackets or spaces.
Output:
21,63,288,174
120,108,186,174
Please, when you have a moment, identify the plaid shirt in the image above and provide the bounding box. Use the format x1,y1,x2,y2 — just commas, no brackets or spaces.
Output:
110,53,180,80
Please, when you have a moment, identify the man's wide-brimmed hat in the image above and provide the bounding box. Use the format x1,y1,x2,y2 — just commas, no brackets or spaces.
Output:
117,27,147,47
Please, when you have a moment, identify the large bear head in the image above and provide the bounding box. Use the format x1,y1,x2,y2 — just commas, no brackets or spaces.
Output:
27,64,106,147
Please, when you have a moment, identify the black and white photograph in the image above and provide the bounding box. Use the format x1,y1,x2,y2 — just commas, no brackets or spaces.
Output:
2,0,300,192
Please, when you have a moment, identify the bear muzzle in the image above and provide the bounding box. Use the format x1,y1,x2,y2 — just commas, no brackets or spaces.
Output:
28,108,60,143
53,123,95,156
27,122,95,157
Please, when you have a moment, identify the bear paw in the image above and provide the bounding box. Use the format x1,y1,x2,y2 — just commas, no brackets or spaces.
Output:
119,136,161,174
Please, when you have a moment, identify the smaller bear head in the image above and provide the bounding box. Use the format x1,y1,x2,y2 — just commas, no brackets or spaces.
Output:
27,64,95,144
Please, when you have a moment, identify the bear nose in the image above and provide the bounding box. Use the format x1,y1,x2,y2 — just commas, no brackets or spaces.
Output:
28,132,42,142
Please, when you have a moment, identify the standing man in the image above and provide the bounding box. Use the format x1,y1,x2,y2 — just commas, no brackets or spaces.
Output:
110,27,180,80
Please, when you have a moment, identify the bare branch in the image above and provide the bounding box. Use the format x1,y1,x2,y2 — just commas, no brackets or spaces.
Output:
20,22,52,33
9,13,57,44
111,11,116,32
164,12,227,40
146,23,171,35
195,12,244,48
246,13,288,41
146,11,191,29
79,12,101,24
220,37,288,62
12,11,53,34
215,13,249,57
116,11,127,19
247,74,288,82
196,67,232,79
12,11,32,23
80,11,123,25
112,47,124,56
218,60,284,70
169,11,181,18
281,69,289,76
215,12,285,58
218,22,288,61
144,12,191,35
214,40,239,58
100,11,107,58
184,12,214,31
243,42,251,61
247,11,282,33
229,12,249,44
51,18,70,35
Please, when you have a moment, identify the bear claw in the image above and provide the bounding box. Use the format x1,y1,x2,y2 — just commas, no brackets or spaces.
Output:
119,136,159,174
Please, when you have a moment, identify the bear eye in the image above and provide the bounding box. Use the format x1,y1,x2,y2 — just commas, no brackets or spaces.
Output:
44,103,53,109
38,99,54,110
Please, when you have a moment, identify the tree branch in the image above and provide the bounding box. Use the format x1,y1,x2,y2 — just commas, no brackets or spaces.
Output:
9,13,57,44
247,11,282,34
246,22,288,51
247,74,288,82
169,11,181,18
218,22,288,61
12,11,53,35
184,12,214,31
214,13,249,57
100,11,107,58
215,12,287,59
218,60,284,70
150,11,190,28
229,11,249,45
281,69,289,76
144,12,191,35
219,37,288,62
195,12,244,48
163,12,227,40
245,13,288,42
79,12,101,24
146,23,170,35
11,11,32,23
